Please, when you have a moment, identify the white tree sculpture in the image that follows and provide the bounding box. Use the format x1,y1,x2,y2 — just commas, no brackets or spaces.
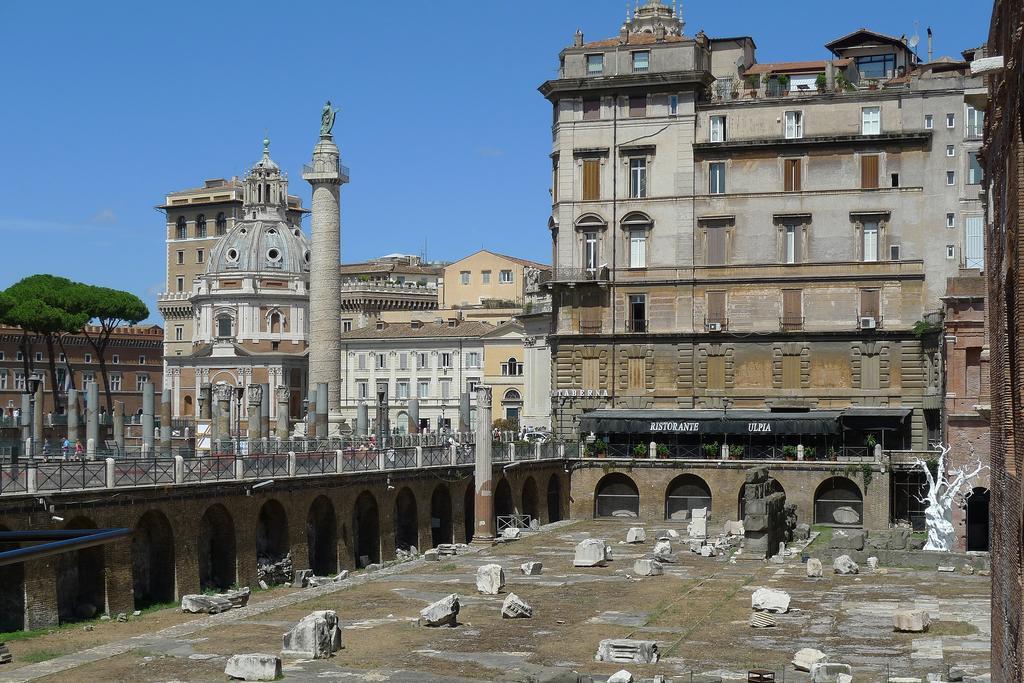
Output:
913,443,987,552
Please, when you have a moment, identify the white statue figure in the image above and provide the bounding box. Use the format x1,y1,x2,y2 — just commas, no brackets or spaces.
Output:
913,443,987,552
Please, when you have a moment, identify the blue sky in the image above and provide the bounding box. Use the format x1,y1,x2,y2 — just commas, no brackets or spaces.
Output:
0,1,990,321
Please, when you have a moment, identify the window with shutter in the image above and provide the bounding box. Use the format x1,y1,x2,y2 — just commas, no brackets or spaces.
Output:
628,357,645,390
784,158,802,191
583,98,601,120
782,289,802,329
783,224,800,263
860,289,880,318
707,356,725,390
861,155,879,189
965,216,984,269
706,226,726,265
582,159,600,200
707,291,726,323
629,95,646,117
782,355,801,388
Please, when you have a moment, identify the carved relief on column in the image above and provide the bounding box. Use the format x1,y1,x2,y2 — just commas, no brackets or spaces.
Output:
248,384,264,407
275,385,290,403
477,385,492,409
214,383,234,402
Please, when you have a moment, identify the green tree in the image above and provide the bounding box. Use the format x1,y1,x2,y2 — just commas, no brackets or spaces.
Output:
0,275,89,412
70,285,149,414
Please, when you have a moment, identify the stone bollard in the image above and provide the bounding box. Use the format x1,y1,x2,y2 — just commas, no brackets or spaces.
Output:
335,449,343,474
721,443,729,460
450,443,458,466
288,451,296,476
797,444,805,461
650,441,657,458
535,442,542,460
416,446,423,467
87,437,96,460
874,443,882,462
174,455,184,484
26,463,37,494
509,443,516,462
105,457,115,488
234,456,244,480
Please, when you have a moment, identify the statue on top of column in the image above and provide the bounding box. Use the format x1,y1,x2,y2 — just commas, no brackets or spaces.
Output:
320,100,338,137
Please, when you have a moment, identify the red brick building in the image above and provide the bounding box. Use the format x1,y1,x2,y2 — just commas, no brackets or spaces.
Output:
0,324,164,419
980,0,1023,678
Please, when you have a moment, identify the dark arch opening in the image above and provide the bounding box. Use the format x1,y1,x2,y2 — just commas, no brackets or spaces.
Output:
394,487,419,554
198,504,236,591
57,517,105,623
0,523,24,632
595,473,640,518
966,487,990,552
547,474,563,523
257,500,290,578
353,491,380,567
522,476,540,523
813,476,864,527
666,473,713,520
737,478,785,520
307,496,337,576
132,510,175,608
463,479,475,544
431,484,453,547
494,478,514,525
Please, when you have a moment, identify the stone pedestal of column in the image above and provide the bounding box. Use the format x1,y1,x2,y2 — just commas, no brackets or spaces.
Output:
214,384,232,451
160,389,172,457
275,385,290,439
86,382,99,458
260,383,270,440
66,388,79,444
142,382,155,454
472,386,495,544
247,384,263,442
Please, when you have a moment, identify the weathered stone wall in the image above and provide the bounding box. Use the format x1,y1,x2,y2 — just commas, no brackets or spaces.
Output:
983,0,1024,677
0,461,565,631
568,460,889,529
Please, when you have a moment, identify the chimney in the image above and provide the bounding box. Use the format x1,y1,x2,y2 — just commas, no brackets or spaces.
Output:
410,319,422,329
927,27,933,63
574,29,584,48
375,320,387,331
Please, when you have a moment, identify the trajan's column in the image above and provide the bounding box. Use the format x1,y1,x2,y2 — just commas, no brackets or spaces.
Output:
304,101,348,430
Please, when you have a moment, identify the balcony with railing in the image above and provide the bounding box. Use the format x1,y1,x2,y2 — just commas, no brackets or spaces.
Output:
624,319,648,333
779,316,804,332
302,159,350,183
540,266,610,287
578,321,603,335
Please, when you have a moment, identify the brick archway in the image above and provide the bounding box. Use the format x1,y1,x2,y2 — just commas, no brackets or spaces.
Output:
132,510,175,608
198,504,236,591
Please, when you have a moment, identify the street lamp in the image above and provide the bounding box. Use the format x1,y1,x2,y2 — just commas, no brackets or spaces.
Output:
722,398,734,459
234,385,245,454
26,373,43,461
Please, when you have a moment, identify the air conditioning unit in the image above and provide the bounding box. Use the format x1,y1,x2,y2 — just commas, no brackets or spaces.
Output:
707,322,723,332
860,316,877,330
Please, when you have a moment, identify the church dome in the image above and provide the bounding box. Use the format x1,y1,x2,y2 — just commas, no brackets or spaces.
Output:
206,138,311,276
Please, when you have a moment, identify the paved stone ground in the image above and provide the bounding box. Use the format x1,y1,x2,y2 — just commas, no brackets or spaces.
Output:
0,519,992,682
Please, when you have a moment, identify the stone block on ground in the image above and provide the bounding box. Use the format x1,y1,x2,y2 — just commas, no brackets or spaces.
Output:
607,671,633,683
810,662,852,682
833,555,859,575
529,518,540,531
222,587,250,608
751,587,791,613
502,527,522,540
501,593,533,618
793,523,811,540
334,570,350,581
867,556,879,570
181,594,233,614
893,609,931,633
423,549,439,562
828,529,865,551
293,569,314,587
653,539,672,556
633,559,663,576
749,611,776,628
654,529,679,540
224,653,282,681
0,643,11,664
792,648,828,672
573,538,608,567
723,520,745,536
806,558,823,577
520,561,543,575
281,610,343,659
626,527,646,544
595,639,659,664
436,544,457,556
476,564,506,594
419,594,460,627
687,516,708,539
700,545,716,558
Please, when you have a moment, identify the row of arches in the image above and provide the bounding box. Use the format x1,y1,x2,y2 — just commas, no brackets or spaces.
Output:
0,473,566,631
594,472,867,526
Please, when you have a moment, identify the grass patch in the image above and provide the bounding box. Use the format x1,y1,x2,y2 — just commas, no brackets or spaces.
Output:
804,525,834,552
21,649,65,664
436,563,458,572
138,600,178,615
0,618,89,643
927,620,978,636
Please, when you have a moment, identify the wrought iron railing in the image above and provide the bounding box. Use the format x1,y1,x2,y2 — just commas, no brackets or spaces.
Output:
111,459,175,487
383,448,417,469
35,461,106,492
295,452,334,476
422,446,449,467
242,455,290,479
182,457,235,483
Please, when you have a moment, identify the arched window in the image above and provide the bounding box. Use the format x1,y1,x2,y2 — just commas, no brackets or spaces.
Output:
195,214,207,238
175,216,187,240
501,357,523,376
575,214,607,272
622,212,652,269
215,212,227,235
595,473,640,518
269,311,282,334
216,315,233,339
257,184,262,203
665,474,712,520
813,477,864,527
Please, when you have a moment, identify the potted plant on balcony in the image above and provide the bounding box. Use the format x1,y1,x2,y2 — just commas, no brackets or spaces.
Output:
593,438,607,457
702,441,720,459
782,444,798,461
730,77,740,100
777,74,791,96
835,73,854,93
815,73,828,93
729,444,745,459
804,446,817,460
866,78,879,91
745,74,760,98
632,443,649,458
656,443,669,459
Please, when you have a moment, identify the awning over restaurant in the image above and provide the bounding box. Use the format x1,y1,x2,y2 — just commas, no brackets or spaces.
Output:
839,407,912,429
579,409,844,436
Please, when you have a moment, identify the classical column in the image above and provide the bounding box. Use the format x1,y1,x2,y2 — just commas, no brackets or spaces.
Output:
214,384,232,448
141,381,155,454
113,401,125,451
86,381,99,458
307,389,317,439
33,383,44,450
316,382,328,439
247,384,263,442
210,388,220,448
303,105,348,431
19,393,30,458
275,385,290,439
459,392,471,434
199,383,212,420
473,386,495,543
260,382,270,439
408,398,420,435
356,401,368,437
160,389,172,457
66,388,79,444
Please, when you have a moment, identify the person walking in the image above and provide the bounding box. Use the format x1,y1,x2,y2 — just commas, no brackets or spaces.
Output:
61,437,70,460
42,440,51,462
74,440,84,459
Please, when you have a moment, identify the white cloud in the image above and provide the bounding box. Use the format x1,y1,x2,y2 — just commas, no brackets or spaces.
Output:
89,208,118,225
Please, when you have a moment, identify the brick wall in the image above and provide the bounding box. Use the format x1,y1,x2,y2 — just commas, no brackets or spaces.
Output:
983,1,1024,678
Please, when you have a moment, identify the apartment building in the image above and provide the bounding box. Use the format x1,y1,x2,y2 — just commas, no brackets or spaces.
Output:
0,324,163,417
337,318,526,433
338,254,442,331
540,4,984,462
